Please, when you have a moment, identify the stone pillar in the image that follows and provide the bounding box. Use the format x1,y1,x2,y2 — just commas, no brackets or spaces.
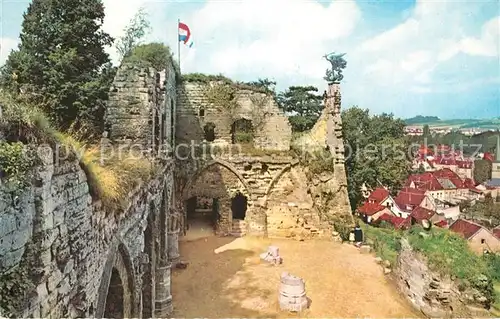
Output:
154,263,173,316
325,82,354,222
167,210,180,264
167,230,180,263
246,208,267,237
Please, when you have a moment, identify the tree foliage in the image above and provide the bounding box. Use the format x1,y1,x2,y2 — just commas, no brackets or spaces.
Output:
115,7,151,60
474,159,492,184
277,85,324,132
0,0,115,137
342,107,410,208
124,43,172,70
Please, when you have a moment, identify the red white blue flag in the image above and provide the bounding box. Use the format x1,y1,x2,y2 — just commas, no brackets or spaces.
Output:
178,22,193,48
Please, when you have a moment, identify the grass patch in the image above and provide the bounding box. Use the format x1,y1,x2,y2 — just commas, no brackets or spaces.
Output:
407,226,490,281
181,73,272,94
493,283,500,314
360,222,402,264
0,92,56,144
57,134,157,212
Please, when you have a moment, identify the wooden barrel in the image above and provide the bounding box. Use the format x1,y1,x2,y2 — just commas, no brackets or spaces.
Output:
278,272,308,312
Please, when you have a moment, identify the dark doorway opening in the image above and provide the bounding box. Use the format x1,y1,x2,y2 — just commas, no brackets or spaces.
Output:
231,192,247,220
104,268,124,319
141,214,154,318
185,196,219,234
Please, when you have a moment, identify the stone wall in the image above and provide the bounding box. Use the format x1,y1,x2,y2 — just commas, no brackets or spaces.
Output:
104,59,177,153
176,82,291,151
395,239,492,318
0,59,179,318
178,155,333,238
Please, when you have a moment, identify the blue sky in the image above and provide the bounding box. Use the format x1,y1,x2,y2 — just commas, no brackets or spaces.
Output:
1,0,499,119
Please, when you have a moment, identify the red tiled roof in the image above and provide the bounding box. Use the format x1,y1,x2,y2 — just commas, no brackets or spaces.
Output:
434,220,448,228
449,219,482,239
368,187,390,203
484,152,494,162
411,206,436,221
493,228,500,240
394,187,427,211
358,202,386,216
378,214,411,229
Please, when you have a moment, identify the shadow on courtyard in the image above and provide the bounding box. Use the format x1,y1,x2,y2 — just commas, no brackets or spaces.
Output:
170,236,278,318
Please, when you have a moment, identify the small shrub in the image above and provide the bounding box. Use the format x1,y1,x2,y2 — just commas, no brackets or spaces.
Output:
0,142,38,190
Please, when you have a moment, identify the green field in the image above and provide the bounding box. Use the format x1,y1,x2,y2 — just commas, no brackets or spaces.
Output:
405,117,500,130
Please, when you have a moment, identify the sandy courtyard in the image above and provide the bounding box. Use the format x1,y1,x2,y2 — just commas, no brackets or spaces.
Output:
170,234,421,318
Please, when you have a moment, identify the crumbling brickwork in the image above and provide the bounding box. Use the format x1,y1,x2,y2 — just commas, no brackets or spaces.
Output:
176,82,291,151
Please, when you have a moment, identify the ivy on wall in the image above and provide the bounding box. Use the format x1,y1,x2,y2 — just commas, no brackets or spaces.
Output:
0,142,38,192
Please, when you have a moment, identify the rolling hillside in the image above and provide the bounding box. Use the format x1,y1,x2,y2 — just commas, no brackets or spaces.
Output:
405,116,500,129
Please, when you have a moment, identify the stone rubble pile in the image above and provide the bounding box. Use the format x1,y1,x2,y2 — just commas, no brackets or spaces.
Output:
259,245,283,265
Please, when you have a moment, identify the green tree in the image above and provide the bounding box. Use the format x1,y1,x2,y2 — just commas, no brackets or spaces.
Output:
115,7,151,60
474,159,492,184
124,43,172,70
0,0,114,136
245,78,276,94
417,163,426,174
277,85,324,132
342,107,411,208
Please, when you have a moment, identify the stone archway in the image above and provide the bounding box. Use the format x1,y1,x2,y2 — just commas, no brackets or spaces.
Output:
96,241,137,318
182,160,253,235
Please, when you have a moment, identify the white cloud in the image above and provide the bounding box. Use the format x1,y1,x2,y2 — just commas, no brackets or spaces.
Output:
102,0,150,64
184,0,361,80
0,38,19,65
358,0,499,91
459,16,500,57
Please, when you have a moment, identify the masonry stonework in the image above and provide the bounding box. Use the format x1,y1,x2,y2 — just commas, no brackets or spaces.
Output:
176,81,292,151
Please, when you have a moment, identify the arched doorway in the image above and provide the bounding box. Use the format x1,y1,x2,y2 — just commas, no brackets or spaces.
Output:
185,196,219,237
231,192,247,220
104,268,124,318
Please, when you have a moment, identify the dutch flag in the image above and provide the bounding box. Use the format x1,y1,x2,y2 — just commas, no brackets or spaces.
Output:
178,22,193,48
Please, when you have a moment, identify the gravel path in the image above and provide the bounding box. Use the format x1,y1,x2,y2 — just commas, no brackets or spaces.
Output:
171,236,421,318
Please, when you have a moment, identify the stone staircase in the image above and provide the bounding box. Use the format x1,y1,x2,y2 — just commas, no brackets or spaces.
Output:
230,219,247,237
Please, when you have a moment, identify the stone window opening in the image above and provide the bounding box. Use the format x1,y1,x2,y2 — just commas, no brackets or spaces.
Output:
203,122,216,142
481,239,485,244
261,163,269,173
231,192,248,220
199,108,205,117
104,268,124,319
231,118,253,144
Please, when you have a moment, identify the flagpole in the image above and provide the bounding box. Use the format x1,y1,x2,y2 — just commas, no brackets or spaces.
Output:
177,18,181,74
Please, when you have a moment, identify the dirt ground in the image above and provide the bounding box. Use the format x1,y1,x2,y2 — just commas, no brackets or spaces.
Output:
171,233,421,318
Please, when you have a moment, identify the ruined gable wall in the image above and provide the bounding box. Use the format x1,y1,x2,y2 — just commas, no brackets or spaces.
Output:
176,81,291,151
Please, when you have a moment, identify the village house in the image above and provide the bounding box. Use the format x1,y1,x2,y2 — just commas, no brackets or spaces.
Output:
406,168,481,204
483,139,500,197
449,219,500,254
410,206,444,225
494,226,500,240
376,213,411,229
356,202,393,224
413,144,474,180
393,187,436,218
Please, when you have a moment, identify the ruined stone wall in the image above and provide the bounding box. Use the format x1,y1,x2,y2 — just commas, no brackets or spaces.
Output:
176,82,291,151
179,155,332,238
0,156,175,318
0,60,179,318
395,239,491,318
104,59,177,153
